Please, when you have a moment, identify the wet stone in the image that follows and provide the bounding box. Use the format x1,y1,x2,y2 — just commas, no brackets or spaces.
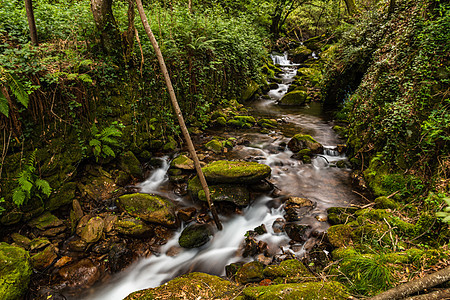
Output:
179,224,213,249
235,261,265,284
177,207,197,223
108,243,132,273
58,259,101,288
284,197,316,222
30,245,58,270
284,223,311,242
272,218,286,234
29,237,51,252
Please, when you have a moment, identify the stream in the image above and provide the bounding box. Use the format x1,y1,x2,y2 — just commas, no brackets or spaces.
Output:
84,54,359,300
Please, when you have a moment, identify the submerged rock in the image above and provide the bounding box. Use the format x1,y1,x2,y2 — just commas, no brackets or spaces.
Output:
117,193,176,227
287,134,323,154
198,184,250,206
0,243,32,300
202,160,271,184
178,224,213,249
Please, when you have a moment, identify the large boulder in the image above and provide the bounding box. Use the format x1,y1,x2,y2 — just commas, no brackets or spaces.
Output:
241,79,259,102
243,281,349,300
279,90,308,106
0,243,32,300
117,193,176,227
178,224,213,248
202,160,271,184
289,45,313,63
287,134,323,154
198,184,250,206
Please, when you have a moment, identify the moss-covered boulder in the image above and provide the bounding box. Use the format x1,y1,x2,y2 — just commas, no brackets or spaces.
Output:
125,272,237,299
279,90,308,106
257,118,278,129
163,136,178,152
243,281,348,300
198,184,250,206
263,259,312,279
374,196,399,209
202,160,271,184
178,224,213,248
28,211,63,230
227,116,256,128
327,224,353,248
0,243,32,300
296,67,322,86
235,261,265,284
170,154,194,170
46,182,77,211
241,79,260,102
119,151,143,180
205,139,224,154
288,134,323,154
117,193,176,227
187,176,203,200
114,217,153,237
289,45,313,63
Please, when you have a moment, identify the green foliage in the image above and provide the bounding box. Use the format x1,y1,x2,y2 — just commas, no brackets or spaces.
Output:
0,197,5,216
12,150,52,207
436,197,450,224
89,121,125,162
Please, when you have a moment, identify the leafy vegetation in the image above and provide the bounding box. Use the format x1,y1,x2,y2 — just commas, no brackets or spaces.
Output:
89,121,124,162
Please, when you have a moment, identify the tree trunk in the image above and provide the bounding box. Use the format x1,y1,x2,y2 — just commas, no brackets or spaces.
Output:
343,0,357,15
188,0,192,13
369,266,450,300
123,0,135,61
134,0,222,230
90,0,122,55
24,0,38,45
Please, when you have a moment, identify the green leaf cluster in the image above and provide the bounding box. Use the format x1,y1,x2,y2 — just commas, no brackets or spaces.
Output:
436,198,450,224
89,121,125,162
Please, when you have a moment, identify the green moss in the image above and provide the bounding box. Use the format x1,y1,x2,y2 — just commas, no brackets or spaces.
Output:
263,259,312,279
327,224,353,248
279,90,307,106
242,281,348,300
288,134,323,153
205,139,224,154
178,224,212,248
28,211,63,230
202,160,271,184
355,208,390,221
235,261,265,284
332,246,358,260
125,272,237,300
241,79,260,102
187,176,202,200
115,217,152,237
45,182,77,211
119,151,143,179
170,155,194,170
0,243,32,300
214,116,227,127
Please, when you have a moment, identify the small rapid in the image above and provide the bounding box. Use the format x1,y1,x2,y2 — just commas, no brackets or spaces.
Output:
84,53,358,300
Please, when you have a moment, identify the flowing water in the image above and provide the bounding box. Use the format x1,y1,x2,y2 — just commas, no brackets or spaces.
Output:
84,54,359,300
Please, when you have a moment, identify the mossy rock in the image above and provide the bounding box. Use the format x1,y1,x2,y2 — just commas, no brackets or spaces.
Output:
114,217,153,237
205,139,224,154
202,160,271,184
79,216,105,243
125,272,237,300
243,281,349,300
290,45,313,63
45,182,77,211
355,208,389,221
198,184,250,206
117,193,176,227
235,261,265,284
257,118,278,129
187,176,203,200
28,211,63,230
228,116,256,128
234,116,256,124
0,243,32,300
332,246,358,260
296,68,322,86
10,233,31,250
211,111,227,120
241,79,260,102
170,154,194,170
326,207,358,225
374,196,399,209
163,136,177,152
327,224,353,248
119,151,143,180
178,224,213,249
288,134,323,154
303,36,322,51
213,116,227,127
263,259,312,279
279,90,308,106
30,245,57,270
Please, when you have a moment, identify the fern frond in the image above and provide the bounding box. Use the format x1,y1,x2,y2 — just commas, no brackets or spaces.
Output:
0,90,9,117
100,136,119,146
89,139,101,147
35,179,52,197
102,145,115,158
13,189,26,206
8,74,29,108
100,127,122,138
21,180,33,194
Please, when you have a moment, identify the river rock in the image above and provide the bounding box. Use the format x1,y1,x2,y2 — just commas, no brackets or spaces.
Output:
79,216,104,243
177,207,197,223
29,237,51,252
178,224,213,249
58,259,101,288
119,151,143,180
205,139,224,154
79,174,116,202
284,223,311,242
28,211,63,230
288,134,323,154
108,243,132,272
202,160,271,184
117,193,176,227
235,261,265,284
115,217,153,237
289,45,313,63
198,184,250,206
257,118,278,129
30,245,58,270
263,259,312,279
284,197,316,222
272,218,286,234
0,243,32,300
170,154,194,170
279,90,307,106
243,281,349,300
11,233,31,249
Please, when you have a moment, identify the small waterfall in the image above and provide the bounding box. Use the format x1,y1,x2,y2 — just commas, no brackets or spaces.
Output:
138,157,170,193
270,52,292,66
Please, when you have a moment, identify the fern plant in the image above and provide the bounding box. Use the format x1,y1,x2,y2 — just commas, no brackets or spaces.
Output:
89,121,124,162
12,150,52,207
436,197,450,224
0,67,30,117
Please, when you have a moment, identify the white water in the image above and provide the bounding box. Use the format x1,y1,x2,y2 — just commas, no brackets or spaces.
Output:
83,54,358,300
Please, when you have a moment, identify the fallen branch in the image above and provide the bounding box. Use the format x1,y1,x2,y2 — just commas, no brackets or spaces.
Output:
368,266,450,300
404,288,450,300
